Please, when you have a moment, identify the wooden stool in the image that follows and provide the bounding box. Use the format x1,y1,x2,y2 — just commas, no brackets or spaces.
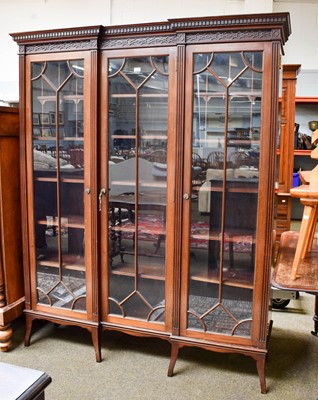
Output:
290,184,318,280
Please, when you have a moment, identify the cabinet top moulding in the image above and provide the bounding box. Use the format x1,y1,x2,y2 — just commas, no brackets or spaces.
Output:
10,12,290,53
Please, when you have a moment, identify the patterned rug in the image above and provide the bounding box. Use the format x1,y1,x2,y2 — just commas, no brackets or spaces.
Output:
187,295,252,336
150,295,252,337
119,214,253,253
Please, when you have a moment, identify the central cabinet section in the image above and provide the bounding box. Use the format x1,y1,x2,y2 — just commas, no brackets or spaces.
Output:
100,48,177,333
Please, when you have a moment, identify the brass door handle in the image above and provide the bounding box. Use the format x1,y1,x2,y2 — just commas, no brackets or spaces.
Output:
183,193,190,200
99,188,107,211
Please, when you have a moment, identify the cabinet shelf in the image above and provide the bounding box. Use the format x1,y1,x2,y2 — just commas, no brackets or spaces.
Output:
37,215,84,229
111,224,165,236
36,94,84,103
33,136,84,141
112,134,167,140
110,262,165,281
33,136,56,141
63,137,84,141
195,91,262,100
111,93,168,98
37,254,85,271
35,176,84,183
191,231,255,244
34,170,84,183
111,264,254,289
190,265,253,289
111,180,166,188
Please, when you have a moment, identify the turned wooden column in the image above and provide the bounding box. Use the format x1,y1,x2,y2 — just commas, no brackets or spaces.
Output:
276,64,301,253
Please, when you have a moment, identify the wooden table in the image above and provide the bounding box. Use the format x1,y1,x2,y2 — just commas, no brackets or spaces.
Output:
272,230,318,336
0,361,51,399
208,178,258,270
108,193,167,264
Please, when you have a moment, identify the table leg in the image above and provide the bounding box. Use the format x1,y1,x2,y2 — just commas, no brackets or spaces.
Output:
312,295,318,337
303,205,318,256
291,203,316,280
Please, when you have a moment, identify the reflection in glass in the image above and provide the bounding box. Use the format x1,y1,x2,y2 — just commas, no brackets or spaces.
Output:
31,59,86,311
107,55,169,323
188,51,263,337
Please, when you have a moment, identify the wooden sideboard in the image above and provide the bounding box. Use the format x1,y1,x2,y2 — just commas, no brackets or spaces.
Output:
0,106,24,351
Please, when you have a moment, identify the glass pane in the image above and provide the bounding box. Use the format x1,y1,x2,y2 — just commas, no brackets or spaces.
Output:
69,60,85,77
243,52,263,71
108,58,125,77
43,61,72,90
210,53,246,85
31,62,45,80
188,51,263,337
151,56,169,75
32,59,86,311
193,53,212,74
122,57,154,87
107,55,169,323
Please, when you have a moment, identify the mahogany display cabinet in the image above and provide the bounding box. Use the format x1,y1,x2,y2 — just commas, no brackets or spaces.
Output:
11,12,291,393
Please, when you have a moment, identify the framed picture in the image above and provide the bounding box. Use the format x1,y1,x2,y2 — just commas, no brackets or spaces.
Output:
58,112,64,125
42,127,52,137
49,111,64,125
49,111,56,125
33,113,40,125
33,127,41,136
40,113,50,125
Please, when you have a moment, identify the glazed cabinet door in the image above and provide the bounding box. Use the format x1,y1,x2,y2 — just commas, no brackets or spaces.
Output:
180,43,275,344
100,48,177,334
25,52,96,321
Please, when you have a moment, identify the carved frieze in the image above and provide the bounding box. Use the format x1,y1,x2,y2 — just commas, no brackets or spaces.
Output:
22,39,98,55
101,35,177,49
186,29,279,44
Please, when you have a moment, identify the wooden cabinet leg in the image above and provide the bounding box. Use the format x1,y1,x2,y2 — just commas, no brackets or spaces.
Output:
0,324,13,351
312,295,318,337
167,342,179,377
90,326,101,363
255,356,267,394
24,314,33,347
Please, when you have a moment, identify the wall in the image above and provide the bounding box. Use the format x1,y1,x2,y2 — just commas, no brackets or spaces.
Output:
0,0,317,102
274,1,318,95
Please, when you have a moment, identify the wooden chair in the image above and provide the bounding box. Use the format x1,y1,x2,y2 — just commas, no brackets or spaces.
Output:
147,149,167,163
229,150,259,169
192,152,207,190
206,151,224,169
289,128,318,280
